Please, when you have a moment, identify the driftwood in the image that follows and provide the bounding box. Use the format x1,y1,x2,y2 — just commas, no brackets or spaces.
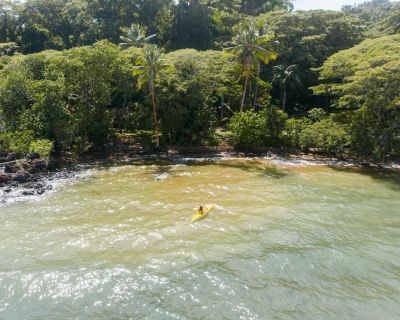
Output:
0,160,18,166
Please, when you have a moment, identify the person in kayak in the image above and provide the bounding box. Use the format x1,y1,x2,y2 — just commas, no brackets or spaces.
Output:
198,206,204,215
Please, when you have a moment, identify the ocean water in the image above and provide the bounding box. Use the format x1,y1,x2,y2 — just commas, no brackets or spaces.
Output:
1,159,400,319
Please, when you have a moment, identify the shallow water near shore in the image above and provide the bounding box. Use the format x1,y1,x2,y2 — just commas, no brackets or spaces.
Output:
1,158,400,319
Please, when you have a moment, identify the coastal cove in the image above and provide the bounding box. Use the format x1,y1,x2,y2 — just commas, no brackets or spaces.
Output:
0,0,400,318
1,157,400,319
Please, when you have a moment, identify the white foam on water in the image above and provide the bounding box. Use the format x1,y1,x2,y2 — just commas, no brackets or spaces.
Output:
154,172,169,181
0,168,97,207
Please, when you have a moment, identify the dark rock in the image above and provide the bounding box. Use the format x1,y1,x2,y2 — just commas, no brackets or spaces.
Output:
9,181,18,187
47,159,60,171
13,171,31,183
24,182,36,189
34,182,45,189
4,188,12,193
0,173,11,185
53,171,69,179
4,164,16,174
6,153,18,162
36,188,46,195
26,152,40,160
45,185,53,191
22,190,35,196
27,160,47,174
361,162,371,168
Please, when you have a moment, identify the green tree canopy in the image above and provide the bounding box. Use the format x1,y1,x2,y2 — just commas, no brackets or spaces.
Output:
258,9,364,112
314,35,400,159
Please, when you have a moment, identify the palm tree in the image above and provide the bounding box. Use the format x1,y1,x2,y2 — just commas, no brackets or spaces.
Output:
119,23,156,48
133,44,173,148
224,19,277,112
272,64,301,112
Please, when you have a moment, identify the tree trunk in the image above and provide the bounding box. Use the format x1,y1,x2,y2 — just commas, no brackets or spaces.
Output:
253,80,258,108
253,64,260,108
150,87,160,148
241,73,250,113
282,84,287,112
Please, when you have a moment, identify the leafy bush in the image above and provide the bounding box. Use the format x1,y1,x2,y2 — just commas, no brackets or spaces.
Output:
350,105,400,160
229,111,266,147
0,132,11,151
0,130,35,154
265,106,288,145
113,103,153,132
284,118,310,148
307,108,327,122
300,118,350,155
29,139,54,159
0,68,33,131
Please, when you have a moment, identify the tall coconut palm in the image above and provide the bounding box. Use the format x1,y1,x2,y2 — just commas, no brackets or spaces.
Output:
133,44,174,148
224,19,277,112
272,64,301,112
119,23,156,48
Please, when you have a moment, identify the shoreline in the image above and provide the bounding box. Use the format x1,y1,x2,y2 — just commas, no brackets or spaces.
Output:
1,147,399,206
74,145,400,170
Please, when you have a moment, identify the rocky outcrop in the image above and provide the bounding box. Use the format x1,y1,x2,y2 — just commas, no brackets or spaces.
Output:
0,173,11,185
4,164,15,173
46,159,60,171
0,150,71,204
0,152,18,163
12,170,31,183
25,160,47,174
0,153,61,189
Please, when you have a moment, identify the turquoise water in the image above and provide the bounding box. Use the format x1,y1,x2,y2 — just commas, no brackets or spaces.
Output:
1,159,400,319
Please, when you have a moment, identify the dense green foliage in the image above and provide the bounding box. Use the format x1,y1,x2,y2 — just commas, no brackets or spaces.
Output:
299,118,350,155
0,0,292,53
262,9,364,113
229,111,267,147
314,34,400,159
229,106,287,147
0,0,398,161
159,49,238,144
0,42,134,153
342,0,400,36
29,139,54,159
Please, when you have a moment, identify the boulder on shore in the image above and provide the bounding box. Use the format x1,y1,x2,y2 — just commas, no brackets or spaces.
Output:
25,160,47,174
4,164,16,174
0,152,18,162
22,190,35,196
0,173,11,185
12,171,31,183
46,159,60,171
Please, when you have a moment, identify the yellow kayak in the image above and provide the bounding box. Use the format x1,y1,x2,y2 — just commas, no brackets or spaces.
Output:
191,205,214,222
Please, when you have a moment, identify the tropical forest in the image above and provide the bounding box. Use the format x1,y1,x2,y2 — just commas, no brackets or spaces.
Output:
0,0,398,160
